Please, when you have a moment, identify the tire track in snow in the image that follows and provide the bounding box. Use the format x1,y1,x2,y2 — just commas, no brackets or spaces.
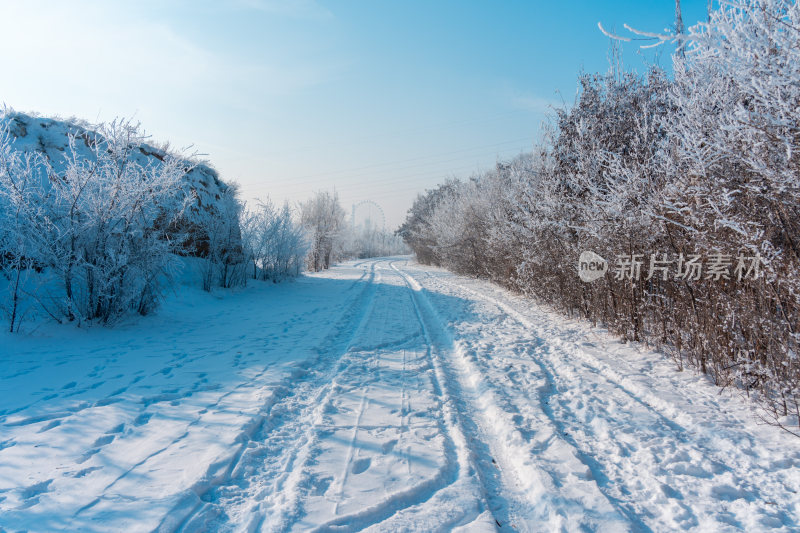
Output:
390,262,514,531
431,273,720,436
426,268,797,531
401,262,669,531
420,273,651,530
332,388,368,515
161,261,383,532
184,259,453,533
428,273,683,530
300,262,481,532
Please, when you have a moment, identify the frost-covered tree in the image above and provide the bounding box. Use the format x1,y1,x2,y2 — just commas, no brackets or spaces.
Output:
241,199,307,281
299,190,346,271
341,223,408,260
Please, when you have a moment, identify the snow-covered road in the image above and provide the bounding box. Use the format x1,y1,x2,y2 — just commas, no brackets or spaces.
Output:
1,258,798,532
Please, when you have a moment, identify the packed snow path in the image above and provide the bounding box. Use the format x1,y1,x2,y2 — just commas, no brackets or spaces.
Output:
1,258,798,532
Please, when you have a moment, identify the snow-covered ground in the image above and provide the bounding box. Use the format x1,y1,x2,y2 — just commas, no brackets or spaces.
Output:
1,258,798,532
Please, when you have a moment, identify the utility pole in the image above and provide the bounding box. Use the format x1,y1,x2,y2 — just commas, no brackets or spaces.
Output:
675,0,685,59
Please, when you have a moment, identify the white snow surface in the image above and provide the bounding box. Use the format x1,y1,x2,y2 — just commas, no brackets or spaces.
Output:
0,258,798,532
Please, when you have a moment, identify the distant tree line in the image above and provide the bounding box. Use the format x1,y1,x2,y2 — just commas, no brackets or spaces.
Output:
298,190,408,272
399,0,800,434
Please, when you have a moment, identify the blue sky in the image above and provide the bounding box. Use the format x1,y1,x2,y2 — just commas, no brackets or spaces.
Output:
0,0,710,227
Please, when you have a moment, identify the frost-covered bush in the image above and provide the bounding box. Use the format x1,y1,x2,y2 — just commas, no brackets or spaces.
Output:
0,117,189,326
197,184,248,291
397,179,462,266
241,199,307,282
401,0,800,434
0,132,48,332
656,0,800,430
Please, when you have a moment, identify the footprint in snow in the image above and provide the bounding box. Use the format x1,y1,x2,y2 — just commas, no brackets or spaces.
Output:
76,435,116,464
661,483,683,500
76,450,99,464
18,479,52,508
106,423,125,435
133,412,152,426
91,435,115,447
313,475,333,495
381,439,398,454
351,457,371,474
38,420,61,433
73,466,102,478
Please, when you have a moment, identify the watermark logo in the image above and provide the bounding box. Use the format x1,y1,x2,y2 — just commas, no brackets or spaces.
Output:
578,251,608,282
578,251,762,282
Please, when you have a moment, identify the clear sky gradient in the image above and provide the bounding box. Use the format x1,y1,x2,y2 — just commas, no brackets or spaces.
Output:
0,1,710,227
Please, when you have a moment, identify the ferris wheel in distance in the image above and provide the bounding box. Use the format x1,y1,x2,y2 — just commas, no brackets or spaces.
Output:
351,200,386,232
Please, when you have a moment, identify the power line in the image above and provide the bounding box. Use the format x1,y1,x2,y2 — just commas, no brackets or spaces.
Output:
241,143,522,200
245,148,524,201
254,110,533,158
262,136,531,185
248,149,523,197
